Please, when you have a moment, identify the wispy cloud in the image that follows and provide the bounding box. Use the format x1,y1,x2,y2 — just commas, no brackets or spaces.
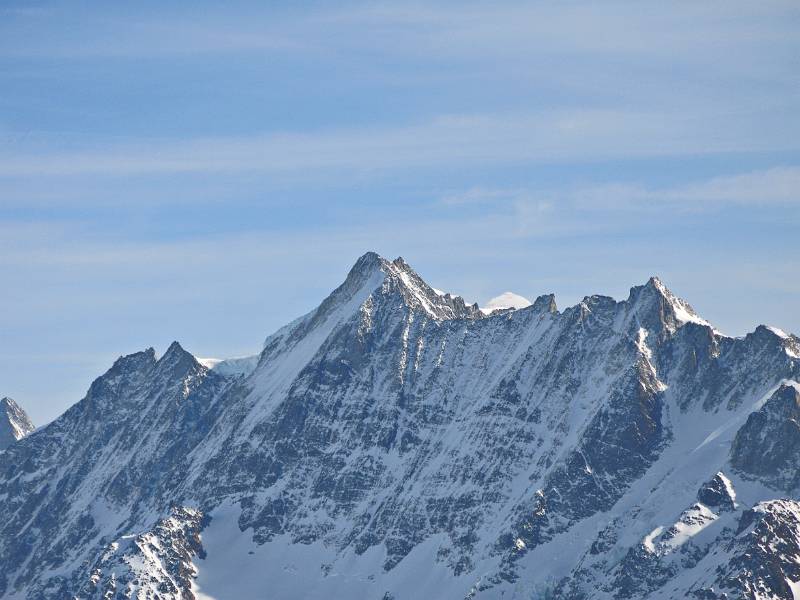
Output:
439,187,529,206
440,167,800,216
570,166,800,210
0,7,306,58
2,110,797,178
6,2,798,68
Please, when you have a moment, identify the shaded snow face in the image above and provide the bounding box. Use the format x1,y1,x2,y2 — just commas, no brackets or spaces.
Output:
0,252,798,600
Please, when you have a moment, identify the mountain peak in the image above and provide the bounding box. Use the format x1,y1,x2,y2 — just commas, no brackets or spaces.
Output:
332,252,482,322
349,251,385,275
532,293,558,314
380,255,482,320
160,340,190,361
155,341,203,377
0,396,35,450
392,256,410,269
645,275,666,291
626,275,711,337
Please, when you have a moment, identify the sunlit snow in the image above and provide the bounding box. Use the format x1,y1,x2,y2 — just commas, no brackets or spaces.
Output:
481,291,532,314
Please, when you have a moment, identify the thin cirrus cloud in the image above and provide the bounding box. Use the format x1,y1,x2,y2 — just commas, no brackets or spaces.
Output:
440,166,800,213
7,2,795,67
570,166,800,210
1,109,797,178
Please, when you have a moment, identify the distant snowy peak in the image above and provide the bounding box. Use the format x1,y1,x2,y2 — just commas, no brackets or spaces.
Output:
0,397,34,450
481,291,532,314
196,355,259,378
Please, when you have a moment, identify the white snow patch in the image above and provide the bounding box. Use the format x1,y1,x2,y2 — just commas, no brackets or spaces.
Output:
788,578,800,600
643,526,664,552
636,327,654,361
671,302,711,328
716,472,737,507
660,504,718,553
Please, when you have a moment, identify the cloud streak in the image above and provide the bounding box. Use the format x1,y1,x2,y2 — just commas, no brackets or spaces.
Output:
2,110,797,178
438,167,800,215
570,166,800,210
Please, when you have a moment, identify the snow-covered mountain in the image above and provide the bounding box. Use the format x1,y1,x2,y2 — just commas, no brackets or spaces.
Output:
1,252,799,599
481,292,532,314
0,397,34,450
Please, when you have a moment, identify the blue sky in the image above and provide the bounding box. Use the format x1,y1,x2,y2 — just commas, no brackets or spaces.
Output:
1,1,799,424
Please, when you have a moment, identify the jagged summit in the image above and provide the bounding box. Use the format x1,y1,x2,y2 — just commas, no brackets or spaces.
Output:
341,250,384,287
262,255,798,372
625,274,712,337
532,293,558,314
278,252,483,340
752,324,800,359
257,252,484,382
359,257,715,333
381,255,483,320
0,397,34,450
109,259,796,398
296,255,721,338
155,340,199,370
1,253,799,599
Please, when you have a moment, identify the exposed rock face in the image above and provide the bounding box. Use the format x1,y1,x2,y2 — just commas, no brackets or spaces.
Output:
697,472,737,512
74,506,206,600
0,397,34,450
731,383,800,490
0,252,798,599
688,499,800,600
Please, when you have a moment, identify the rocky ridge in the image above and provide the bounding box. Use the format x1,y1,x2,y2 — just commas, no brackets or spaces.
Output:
0,253,798,599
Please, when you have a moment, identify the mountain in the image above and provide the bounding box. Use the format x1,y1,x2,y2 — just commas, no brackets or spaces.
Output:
481,291,532,314
1,252,799,599
0,397,34,450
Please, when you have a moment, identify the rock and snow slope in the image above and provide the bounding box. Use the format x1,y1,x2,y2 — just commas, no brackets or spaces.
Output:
0,397,34,450
1,252,799,599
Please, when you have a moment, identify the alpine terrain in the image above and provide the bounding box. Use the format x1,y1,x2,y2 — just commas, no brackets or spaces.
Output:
1,252,799,600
